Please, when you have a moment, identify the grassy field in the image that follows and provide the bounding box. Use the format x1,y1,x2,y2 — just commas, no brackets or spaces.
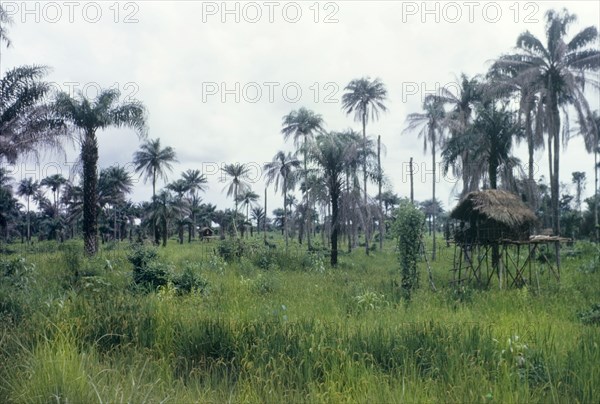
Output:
0,234,599,403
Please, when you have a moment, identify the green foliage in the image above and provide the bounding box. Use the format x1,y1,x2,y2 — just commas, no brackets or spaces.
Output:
173,263,209,295
216,238,245,262
127,243,170,290
392,200,425,298
578,303,600,325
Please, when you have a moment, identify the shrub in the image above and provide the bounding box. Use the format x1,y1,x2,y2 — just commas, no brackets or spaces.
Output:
127,244,170,290
578,303,600,326
173,264,209,295
216,238,245,262
391,200,425,299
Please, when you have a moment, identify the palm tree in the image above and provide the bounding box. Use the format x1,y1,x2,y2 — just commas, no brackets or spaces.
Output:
237,190,260,235
434,73,483,196
150,189,189,247
17,177,39,243
133,138,177,244
182,169,208,241
442,103,522,191
572,172,586,215
264,151,300,250
221,163,251,237
282,107,325,249
587,112,600,242
98,166,133,240
167,179,191,243
55,89,146,255
1,66,66,165
251,207,265,234
41,174,67,218
403,96,445,261
310,132,356,266
342,77,388,255
133,138,178,200
493,9,600,236
0,4,12,48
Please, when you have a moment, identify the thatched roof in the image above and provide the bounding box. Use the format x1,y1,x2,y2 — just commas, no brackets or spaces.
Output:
451,190,537,229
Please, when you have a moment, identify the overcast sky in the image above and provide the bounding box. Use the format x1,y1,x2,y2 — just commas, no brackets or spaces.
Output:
2,0,599,213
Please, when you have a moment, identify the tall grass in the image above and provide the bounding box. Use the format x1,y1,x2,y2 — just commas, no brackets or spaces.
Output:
0,235,598,402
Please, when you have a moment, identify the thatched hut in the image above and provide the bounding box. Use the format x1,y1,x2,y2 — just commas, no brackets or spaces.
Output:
451,190,537,244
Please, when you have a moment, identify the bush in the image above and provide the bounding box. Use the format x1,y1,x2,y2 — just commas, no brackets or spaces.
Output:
173,264,209,295
392,200,425,299
578,303,600,326
128,244,170,290
216,239,245,263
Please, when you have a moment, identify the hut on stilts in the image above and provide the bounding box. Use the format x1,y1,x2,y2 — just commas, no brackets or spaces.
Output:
450,190,566,289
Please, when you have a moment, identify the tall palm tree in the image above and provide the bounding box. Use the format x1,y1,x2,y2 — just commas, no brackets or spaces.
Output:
403,96,446,261
167,179,191,244
493,9,600,236
133,138,178,200
310,132,356,266
221,163,251,237
133,138,177,244
342,77,388,255
41,174,67,218
572,172,586,216
583,111,600,241
251,206,265,234
182,169,207,241
264,151,300,250
442,103,522,191
55,89,146,255
237,190,260,224
17,177,39,243
282,107,324,249
434,73,482,196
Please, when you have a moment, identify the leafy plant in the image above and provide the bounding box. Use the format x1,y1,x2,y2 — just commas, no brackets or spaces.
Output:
127,244,170,290
392,200,425,299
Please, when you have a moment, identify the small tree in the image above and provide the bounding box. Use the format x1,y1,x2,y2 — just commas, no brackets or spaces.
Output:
392,200,425,299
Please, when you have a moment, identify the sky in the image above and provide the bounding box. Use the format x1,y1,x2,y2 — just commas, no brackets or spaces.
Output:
1,0,599,214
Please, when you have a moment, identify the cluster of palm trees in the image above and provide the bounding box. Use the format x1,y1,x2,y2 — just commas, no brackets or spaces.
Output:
403,8,600,259
1,6,598,261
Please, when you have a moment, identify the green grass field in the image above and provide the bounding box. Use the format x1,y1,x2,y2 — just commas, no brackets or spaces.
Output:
0,235,599,403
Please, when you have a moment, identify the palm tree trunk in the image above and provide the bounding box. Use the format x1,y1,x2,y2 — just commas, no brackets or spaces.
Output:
82,132,99,255
595,147,598,243
331,184,339,266
283,177,288,251
264,187,267,242
526,108,536,211
304,137,312,250
547,133,554,230
431,128,437,262
26,197,30,243
152,171,159,244
378,135,383,251
362,112,370,255
410,157,414,204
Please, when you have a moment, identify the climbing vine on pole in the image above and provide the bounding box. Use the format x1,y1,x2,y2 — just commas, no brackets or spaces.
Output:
392,200,425,299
